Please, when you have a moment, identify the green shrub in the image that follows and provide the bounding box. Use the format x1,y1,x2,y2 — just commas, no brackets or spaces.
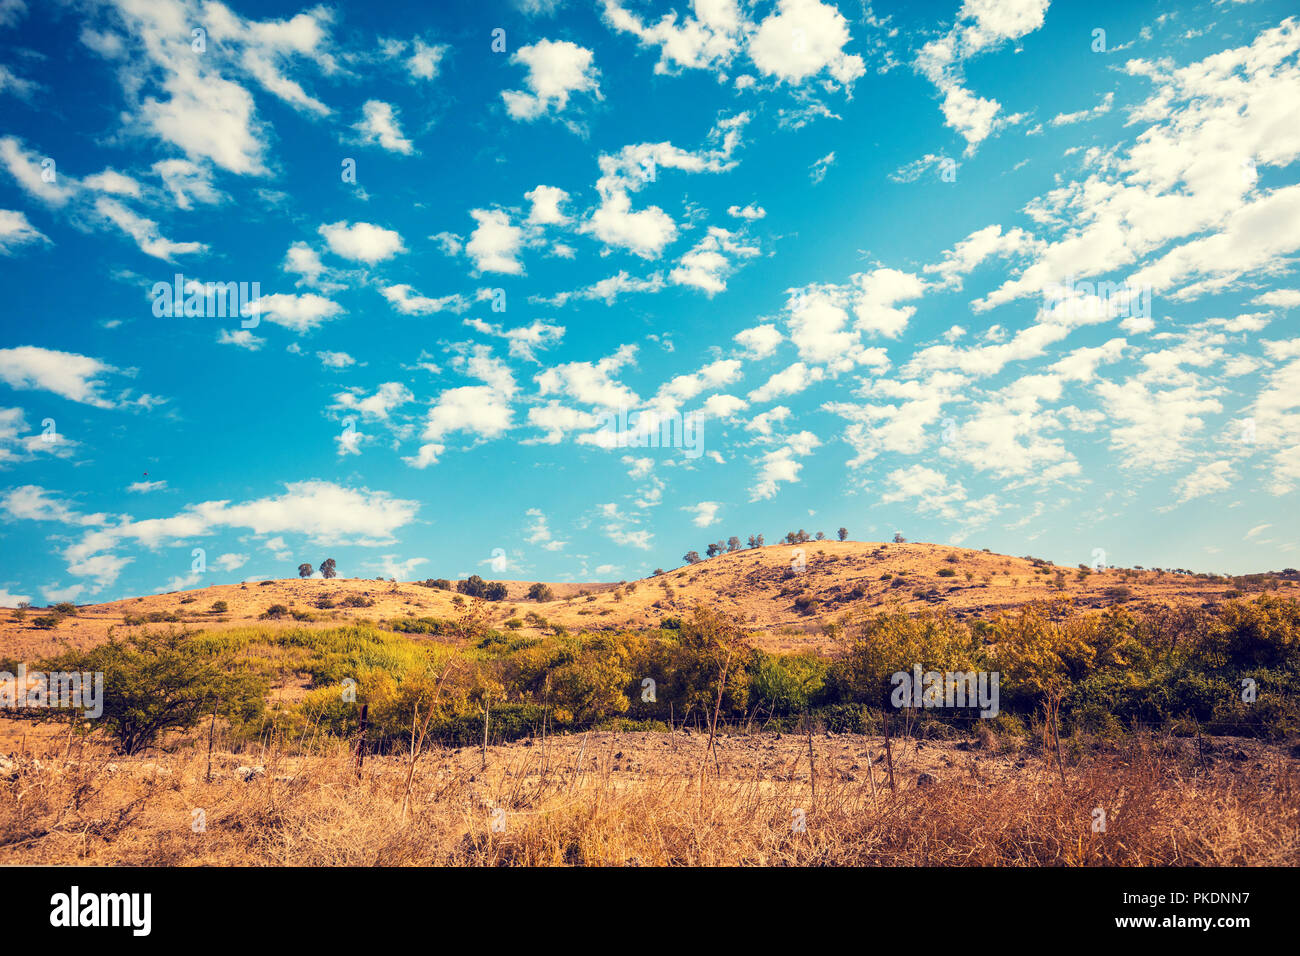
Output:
35,629,267,755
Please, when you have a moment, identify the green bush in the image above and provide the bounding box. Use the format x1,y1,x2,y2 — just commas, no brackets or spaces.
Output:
35,629,267,754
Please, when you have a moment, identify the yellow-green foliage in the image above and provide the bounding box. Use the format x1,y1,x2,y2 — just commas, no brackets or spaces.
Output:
837,609,983,702
48,595,1300,752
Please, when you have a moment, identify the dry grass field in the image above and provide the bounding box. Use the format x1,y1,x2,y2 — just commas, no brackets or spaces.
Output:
2,726,1296,866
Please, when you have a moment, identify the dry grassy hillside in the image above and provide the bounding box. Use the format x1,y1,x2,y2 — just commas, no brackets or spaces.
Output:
3,541,1293,657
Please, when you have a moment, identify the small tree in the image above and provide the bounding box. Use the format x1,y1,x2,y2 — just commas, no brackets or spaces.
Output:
298,563,313,579
838,527,848,541
727,536,741,552
484,582,508,601
815,531,826,541
683,551,702,565
706,542,721,558
458,575,488,598
319,558,337,579
33,630,266,755
527,582,554,602
893,532,906,544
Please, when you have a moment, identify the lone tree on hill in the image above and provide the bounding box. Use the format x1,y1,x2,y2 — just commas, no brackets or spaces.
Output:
298,563,313,579
838,527,848,541
319,558,337,579
458,575,488,598
893,533,906,544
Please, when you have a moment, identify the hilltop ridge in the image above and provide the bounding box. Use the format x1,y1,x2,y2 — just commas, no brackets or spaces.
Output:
4,540,1293,657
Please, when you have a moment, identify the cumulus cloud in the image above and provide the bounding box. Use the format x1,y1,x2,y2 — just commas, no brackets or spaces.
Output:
502,39,601,122
2,480,419,593
685,500,722,527
749,430,820,500
319,220,406,263
245,292,343,333
0,346,121,408
465,209,524,274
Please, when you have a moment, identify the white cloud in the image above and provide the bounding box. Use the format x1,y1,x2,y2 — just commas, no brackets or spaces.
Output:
597,501,652,549
749,362,825,403
317,350,356,369
0,135,76,205
749,0,865,87
6,480,419,593
1172,460,1234,504
152,157,222,209
601,0,744,75
525,507,566,551
465,208,524,274
583,125,746,258
685,500,722,527
319,220,406,264
246,292,343,333
1253,289,1300,309
465,318,565,363
215,553,247,572
914,0,1050,151
406,37,448,80
525,184,570,225
217,329,264,350
537,344,640,409
332,382,413,422
0,208,48,254
749,430,820,500
0,346,120,408
406,347,518,468
355,99,414,154
502,39,601,121
1050,91,1114,126
668,226,758,295
809,150,835,183
734,324,783,359
381,284,467,315
95,197,205,259
532,271,666,307
879,464,1000,536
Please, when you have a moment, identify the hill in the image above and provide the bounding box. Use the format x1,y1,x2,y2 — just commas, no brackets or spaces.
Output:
4,541,1294,658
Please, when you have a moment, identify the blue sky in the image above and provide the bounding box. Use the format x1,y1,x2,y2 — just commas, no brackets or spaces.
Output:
0,0,1297,605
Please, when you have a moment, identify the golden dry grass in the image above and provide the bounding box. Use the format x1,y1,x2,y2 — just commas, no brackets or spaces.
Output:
5,541,1288,658
3,728,1295,866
